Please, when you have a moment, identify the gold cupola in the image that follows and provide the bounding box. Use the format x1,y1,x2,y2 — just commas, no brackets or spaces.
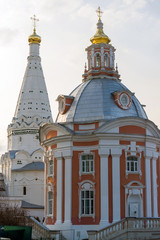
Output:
90,7,111,44
28,15,41,44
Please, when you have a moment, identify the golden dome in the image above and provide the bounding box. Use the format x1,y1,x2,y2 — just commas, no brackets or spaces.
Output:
28,28,41,44
90,7,111,44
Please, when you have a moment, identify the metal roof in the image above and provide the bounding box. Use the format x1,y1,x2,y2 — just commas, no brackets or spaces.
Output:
12,161,44,172
22,200,44,209
56,78,147,123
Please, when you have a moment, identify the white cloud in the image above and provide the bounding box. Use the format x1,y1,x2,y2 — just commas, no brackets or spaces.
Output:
0,28,19,44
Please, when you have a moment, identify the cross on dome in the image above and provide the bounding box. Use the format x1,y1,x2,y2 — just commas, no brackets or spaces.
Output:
30,14,39,33
28,15,41,44
96,6,103,20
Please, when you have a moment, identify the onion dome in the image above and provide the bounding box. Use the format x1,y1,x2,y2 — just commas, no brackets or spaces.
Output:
90,7,110,44
28,28,41,44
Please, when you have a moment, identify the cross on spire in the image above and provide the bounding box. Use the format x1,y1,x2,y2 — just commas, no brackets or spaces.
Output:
30,14,39,33
96,6,103,20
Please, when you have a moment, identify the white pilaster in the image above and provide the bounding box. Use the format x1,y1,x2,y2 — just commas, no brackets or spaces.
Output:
145,152,152,217
64,156,72,225
152,153,158,217
56,157,63,224
99,148,109,226
112,149,121,222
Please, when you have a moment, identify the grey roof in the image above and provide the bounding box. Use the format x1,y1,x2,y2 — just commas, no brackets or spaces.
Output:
12,161,44,172
22,200,44,209
56,78,147,123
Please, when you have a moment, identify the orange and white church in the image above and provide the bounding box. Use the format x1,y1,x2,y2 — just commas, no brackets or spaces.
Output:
40,8,160,240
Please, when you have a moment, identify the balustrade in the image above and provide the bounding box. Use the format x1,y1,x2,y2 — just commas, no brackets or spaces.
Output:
88,217,160,240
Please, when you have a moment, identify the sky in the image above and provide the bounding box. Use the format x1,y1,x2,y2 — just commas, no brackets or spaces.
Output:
0,0,160,155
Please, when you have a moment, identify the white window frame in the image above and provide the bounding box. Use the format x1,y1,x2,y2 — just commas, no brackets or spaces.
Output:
95,53,101,67
126,155,139,173
80,153,94,176
48,158,54,176
79,181,95,218
47,191,53,216
81,190,94,216
104,53,109,67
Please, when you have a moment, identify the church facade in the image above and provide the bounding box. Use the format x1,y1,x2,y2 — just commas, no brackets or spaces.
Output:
39,9,160,240
0,17,52,220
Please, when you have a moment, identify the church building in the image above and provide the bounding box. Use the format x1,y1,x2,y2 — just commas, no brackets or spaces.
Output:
39,8,160,240
0,16,52,220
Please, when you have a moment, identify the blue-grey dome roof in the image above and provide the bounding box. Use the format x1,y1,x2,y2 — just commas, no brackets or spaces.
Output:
56,78,147,123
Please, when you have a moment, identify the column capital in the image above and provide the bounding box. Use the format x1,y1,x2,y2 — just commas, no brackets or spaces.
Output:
111,148,121,157
145,150,158,159
99,147,110,157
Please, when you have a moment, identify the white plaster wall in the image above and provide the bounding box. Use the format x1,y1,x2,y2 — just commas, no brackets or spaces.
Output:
11,171,44,206
10,134,42,154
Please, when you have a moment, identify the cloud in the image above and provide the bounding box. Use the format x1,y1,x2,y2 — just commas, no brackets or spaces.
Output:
0,28,19,44
36,0,83,21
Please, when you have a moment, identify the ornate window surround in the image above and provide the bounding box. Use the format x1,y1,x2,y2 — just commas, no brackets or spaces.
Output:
78,180,95,219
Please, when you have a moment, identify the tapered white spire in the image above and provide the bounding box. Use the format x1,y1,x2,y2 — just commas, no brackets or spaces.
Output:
14,21,52,122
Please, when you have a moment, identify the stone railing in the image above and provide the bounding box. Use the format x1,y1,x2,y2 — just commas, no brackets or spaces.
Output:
87,217,160,240
27,216,61,240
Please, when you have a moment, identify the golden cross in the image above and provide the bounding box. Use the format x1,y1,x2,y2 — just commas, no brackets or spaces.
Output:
30,14,39,31
96,6,103,20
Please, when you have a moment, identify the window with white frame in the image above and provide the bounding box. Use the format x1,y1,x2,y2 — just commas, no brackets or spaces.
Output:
48,159,53,175
81,190,94,215
81,154,94,174
48,191,53,215
104,54,108,67
96,54,100,67
127,156,139,173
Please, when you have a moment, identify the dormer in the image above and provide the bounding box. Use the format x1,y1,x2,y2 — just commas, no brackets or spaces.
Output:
56,95,74,115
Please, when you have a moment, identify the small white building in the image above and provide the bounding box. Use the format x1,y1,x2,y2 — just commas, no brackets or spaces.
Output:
0,19,52,221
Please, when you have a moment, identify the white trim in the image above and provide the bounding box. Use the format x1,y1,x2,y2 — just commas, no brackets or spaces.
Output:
64,157,72,224
56,158,62,224
152,157,158,217
145,156,152,217
112,154,120,221
100,154,109,224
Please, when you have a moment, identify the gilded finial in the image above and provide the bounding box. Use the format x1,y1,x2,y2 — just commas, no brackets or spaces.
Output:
28,14,41,44
96,6,103,20
90,7,111,44
30,14,39,33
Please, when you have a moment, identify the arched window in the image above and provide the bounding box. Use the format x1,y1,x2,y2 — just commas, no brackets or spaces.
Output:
127,156,139,172
104,54,108,67
79,181,95,217
96,54,100,67
23,186,26,195
48,159,53,176
48,191,53,215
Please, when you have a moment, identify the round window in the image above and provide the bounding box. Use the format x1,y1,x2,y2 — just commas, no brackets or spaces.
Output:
120,93,129,106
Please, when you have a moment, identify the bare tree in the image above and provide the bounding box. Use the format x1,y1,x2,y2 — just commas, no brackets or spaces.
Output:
0,203,28,226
